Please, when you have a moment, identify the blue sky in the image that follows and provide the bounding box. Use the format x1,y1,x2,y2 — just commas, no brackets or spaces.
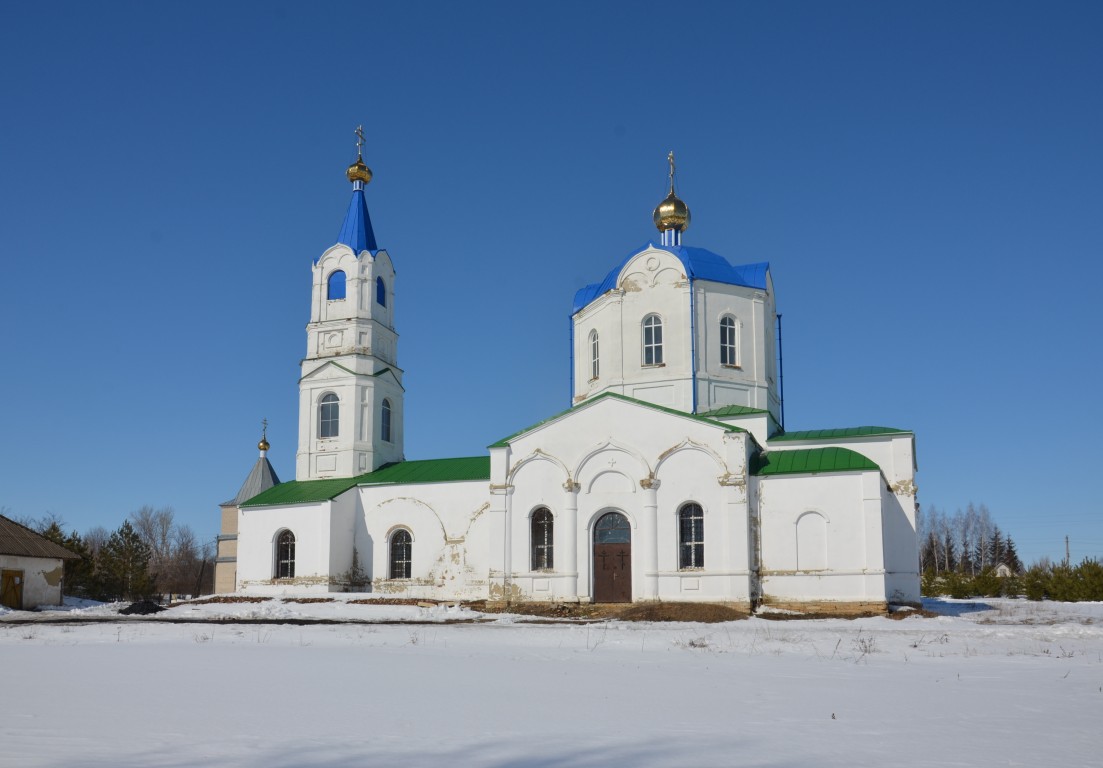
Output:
1,1,1100,564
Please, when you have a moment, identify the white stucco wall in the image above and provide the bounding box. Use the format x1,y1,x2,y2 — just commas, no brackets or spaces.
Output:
0,554,66,609
357,480,491,600
237,501,336,594
756,471,890,604
881,483,921,603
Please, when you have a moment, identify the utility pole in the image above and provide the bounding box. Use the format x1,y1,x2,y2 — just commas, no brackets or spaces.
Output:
1065,535,1070,567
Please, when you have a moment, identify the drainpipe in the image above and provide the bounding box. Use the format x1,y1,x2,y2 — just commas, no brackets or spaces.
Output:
689,277,698,414
776,313,785,431
568,314,575,406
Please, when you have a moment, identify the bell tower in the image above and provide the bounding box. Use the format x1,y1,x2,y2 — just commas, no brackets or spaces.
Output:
296,129,404,480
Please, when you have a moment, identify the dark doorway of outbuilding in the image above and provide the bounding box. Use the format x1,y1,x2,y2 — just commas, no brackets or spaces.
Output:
593,512,631,603
1,569,23,610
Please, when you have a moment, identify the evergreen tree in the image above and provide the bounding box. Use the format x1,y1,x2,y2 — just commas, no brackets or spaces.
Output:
61,530,101,599
959,531,973,575
99,520,155,600
39,520,67,546
941,530,957,574
1003,536,1023,574
988,527,1004,571
921,531,940,574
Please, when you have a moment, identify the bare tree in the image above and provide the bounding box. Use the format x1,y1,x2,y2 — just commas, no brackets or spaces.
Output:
130,506,175,567
127,507,213,596
83,526,110,558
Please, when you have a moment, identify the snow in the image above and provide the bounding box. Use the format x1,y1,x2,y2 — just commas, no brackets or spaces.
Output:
2,597,1101,767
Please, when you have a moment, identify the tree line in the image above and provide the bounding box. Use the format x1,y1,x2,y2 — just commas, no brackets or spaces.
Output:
918,502,1103,601
18,506,213,602
917,503,1024,577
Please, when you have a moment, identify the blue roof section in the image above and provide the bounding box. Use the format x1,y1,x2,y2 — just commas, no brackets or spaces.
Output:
572,241,769,314
336,188,378,253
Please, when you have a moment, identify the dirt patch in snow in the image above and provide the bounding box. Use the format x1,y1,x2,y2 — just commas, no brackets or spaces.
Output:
466,601,750,623
347,597,444,606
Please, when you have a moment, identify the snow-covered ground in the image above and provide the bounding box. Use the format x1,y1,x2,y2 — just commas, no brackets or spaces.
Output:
2,597,1101,767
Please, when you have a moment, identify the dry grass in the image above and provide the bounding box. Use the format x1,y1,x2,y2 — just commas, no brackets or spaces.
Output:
346,597,441,606
281,597,336,604
174,596,271,606
885,606,940,620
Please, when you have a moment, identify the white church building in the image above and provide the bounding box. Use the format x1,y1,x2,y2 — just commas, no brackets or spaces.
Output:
216,147,920,612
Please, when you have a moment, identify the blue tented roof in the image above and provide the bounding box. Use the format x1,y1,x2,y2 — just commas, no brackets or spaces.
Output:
572,242,769,314
336,188,378,253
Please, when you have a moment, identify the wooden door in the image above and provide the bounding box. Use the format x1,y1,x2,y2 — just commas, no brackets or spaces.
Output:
1,569,23,610
593,512,631,603
593,544,632,602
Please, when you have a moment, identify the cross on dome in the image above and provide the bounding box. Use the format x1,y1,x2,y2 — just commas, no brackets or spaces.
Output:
653,150,690,244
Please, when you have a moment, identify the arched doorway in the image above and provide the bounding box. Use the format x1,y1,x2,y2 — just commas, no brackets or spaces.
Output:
593,511,631,602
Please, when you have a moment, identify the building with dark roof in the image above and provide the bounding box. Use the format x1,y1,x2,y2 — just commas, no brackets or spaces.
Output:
0,514,78,610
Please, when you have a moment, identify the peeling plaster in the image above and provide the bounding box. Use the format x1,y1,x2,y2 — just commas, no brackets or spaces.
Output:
41,565,64,587
488,582,525,602
890,479,917,497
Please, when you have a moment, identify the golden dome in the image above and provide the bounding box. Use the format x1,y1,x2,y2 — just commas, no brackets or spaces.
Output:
258,437,270,452
653,151,690,233
653,189,690,233
346,157,372,185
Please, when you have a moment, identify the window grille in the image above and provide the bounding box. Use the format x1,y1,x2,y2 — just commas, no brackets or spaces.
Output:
390,529,412,579
595,512,631,544
679,503,704,569
531,508,554,570
381,399,392,442
276,530,295,578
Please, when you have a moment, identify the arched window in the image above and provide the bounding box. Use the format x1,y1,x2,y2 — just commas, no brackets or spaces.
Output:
390,529,412,579
720,315,738,366
642,314,663,366
589,330,600,380
595,511,631,543
381,398,392,442
678,503,704,569
376,276,387,307
319,393,339,438
327,270,346,300
276,530,295,579
531,508,554,571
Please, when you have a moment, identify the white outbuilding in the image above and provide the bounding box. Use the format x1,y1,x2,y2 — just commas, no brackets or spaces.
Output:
0,515,78,610
224,149,920,612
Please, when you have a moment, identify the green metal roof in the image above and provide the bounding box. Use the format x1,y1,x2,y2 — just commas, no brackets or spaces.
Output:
240,475,363,507
698,404,770,418
752,447,880,476
241,457,490,508
770,426,911,442
356,456,490,486
489,392,744,448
